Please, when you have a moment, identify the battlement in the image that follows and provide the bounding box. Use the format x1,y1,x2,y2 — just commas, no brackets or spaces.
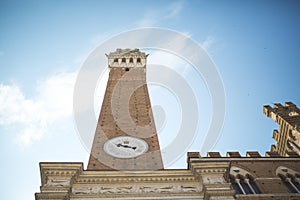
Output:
106,48,148,68
263,101,300,120
187,151,300,170
187,151,300,160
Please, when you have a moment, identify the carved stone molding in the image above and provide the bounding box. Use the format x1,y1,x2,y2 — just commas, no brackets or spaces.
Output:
72,184,202,195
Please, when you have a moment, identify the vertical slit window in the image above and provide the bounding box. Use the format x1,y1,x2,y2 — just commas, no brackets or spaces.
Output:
293,176,300,190
231,181,243,194
279,174,300,193
230,173,261,195
250,179,261,194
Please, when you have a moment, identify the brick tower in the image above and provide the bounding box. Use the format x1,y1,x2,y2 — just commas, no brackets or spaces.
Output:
87,48,164,170
263,102,300,156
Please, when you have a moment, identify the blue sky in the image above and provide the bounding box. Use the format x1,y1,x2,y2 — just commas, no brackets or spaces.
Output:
1,1,300,199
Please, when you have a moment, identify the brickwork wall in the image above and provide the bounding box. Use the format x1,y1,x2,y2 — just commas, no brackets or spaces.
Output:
188,151,300,199
232,160,300,193
88,67,163,170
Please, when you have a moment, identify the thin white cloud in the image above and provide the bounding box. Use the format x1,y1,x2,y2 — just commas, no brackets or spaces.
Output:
164,1,184,19
0,71,77,147
136,1,185,27
201,36,215,52
136,11,159,27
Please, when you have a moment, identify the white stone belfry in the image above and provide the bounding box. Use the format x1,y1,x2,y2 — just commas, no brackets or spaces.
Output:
106,48,148,68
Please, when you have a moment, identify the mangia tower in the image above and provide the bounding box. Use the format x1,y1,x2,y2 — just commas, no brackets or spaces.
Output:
88,48,164,170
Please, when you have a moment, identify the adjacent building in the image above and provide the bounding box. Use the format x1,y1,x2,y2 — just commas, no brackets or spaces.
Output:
264,102,300,156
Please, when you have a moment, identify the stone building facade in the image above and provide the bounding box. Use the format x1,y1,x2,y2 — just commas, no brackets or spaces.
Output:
35,152,300,200
35,49,300,199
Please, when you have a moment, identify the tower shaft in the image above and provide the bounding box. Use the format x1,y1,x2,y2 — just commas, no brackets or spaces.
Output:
88,49,163,170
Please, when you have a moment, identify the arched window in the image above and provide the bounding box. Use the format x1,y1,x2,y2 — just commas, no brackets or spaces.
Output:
230,167,261,195
277,166,300,193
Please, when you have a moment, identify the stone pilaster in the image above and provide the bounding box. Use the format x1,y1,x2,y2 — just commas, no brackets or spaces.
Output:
188,153,235,200
35,162,83,200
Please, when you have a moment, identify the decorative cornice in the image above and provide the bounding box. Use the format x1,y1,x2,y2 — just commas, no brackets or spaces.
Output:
195,168,227,174
75,176,196,184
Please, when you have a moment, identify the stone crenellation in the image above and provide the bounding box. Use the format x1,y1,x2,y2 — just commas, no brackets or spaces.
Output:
188,151,300,159
106,48,148,68
263,102,300,156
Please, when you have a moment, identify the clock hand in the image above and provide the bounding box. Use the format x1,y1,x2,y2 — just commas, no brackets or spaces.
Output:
116,143,122,147
116,143,137,150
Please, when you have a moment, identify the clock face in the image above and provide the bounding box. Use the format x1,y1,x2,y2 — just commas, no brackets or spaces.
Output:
103,136,148,158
